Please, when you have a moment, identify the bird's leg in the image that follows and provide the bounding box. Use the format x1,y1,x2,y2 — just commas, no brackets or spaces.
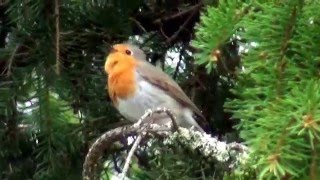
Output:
134,108,154,128
150,107,179,132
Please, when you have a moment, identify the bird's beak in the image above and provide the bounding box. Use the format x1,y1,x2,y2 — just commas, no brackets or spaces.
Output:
109,47,118,54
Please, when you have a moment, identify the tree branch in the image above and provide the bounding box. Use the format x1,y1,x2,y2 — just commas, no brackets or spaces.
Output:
165,8,198,44
129,17,147,33
55,0,60,75
82,108,248,180
153,4,202,25
3,44,19,77
120,135,142,180
82,108,178,180
173,47,184,80
310,138,318,180
276,6,297,95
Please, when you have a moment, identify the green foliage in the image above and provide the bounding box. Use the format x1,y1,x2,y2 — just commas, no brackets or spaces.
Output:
192,0,248,73
2,0,235,179
194,0,320,179
6,0,320,178
1,0,141,178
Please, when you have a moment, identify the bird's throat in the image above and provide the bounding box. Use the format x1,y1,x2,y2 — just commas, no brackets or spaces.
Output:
108,69,137,104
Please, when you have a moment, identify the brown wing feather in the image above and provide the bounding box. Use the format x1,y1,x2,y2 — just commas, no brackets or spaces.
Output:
136,61,206,121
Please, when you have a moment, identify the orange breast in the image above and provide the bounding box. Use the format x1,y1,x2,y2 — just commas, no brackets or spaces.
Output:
108,66,137,105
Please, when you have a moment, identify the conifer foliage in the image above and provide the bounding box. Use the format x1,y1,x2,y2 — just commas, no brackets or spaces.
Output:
193,0,320,179
1,0,319,179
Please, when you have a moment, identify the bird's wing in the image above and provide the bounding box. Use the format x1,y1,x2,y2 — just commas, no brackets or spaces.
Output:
136,61,206,121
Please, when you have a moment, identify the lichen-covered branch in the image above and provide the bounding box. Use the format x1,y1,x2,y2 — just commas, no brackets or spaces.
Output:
82,108,249,180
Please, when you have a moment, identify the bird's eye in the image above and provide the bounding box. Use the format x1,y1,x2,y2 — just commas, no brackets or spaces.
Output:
125,50,132,55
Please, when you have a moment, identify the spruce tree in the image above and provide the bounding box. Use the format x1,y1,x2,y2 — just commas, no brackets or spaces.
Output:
1,0,319,179
193,0,320,179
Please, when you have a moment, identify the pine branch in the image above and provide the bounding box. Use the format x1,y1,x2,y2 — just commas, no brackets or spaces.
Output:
276,5,298,95
310,138,318,180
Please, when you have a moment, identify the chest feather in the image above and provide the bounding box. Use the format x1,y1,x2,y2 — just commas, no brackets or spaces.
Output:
108,69,137,104
117,78,182,121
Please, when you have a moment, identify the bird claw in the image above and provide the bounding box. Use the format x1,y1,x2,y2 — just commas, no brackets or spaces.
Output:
134,109,154,128
145,108,153,115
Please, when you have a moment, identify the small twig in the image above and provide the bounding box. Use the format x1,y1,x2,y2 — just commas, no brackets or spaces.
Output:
3,44,19,77
191,84,196,103
129,17,147,33
119,108,167,179
153,3,202,24
55,0,60,75
120,135,143,180
166,8,198,44
190,62,197,102
173,47,185,80
160,25,169,39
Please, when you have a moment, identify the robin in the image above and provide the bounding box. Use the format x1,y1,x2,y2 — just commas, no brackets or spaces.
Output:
104,43,207,133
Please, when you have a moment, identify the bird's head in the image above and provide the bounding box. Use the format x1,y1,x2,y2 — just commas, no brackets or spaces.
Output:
105,44,146,75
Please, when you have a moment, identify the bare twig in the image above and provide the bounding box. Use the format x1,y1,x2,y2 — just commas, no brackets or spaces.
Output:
153,4,202,24
165,8,198,44
55,0,60,75
160,25,169,39
173,47,185,80
129,17,147,33
119,108,170,179
3,44,19,77
120,135,143,180
190,64,197,102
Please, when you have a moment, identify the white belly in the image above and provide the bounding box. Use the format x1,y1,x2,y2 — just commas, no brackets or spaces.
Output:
116,73,204,132
117,80,181,122
118,80,203,132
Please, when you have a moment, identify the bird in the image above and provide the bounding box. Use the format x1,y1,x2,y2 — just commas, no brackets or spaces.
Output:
104,43,207,133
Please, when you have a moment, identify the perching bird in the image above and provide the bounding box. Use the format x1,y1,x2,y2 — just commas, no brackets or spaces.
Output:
104,43,207,133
